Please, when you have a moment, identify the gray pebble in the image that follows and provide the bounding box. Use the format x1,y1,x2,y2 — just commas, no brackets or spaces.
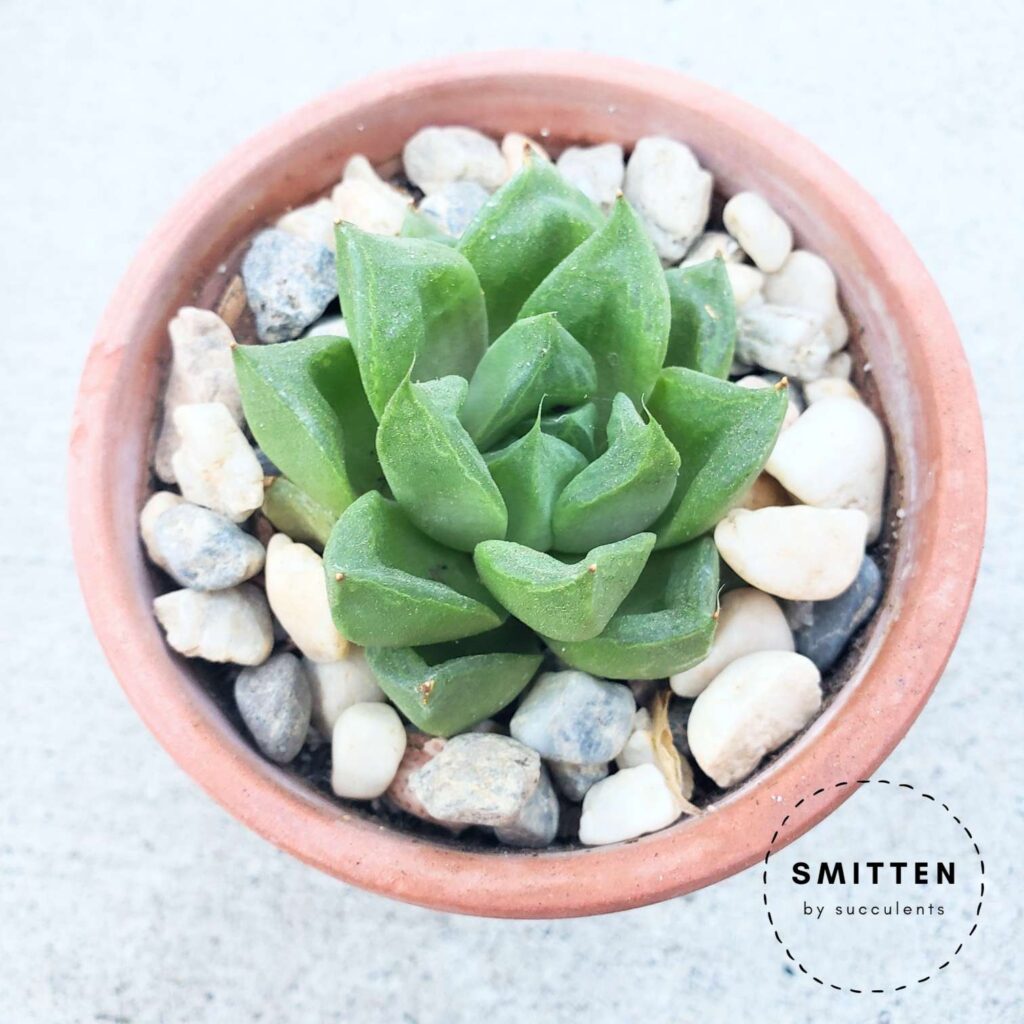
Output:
548,759,609,803
494,767,559,848
795,555,883,671
241,229,336,343
510,671,635,764
234,652,312,764
418,181,490,237
153,503,265,591
409,733,541,828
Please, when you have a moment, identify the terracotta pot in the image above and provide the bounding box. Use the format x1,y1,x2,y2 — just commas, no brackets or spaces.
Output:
69,52,986,918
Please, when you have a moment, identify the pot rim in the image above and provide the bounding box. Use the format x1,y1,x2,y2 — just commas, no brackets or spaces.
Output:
69,50,986,918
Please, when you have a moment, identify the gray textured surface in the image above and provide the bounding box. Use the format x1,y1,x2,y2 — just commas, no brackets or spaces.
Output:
1,1,1020,1021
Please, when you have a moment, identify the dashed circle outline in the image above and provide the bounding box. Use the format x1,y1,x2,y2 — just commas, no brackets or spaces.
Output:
762,778,984,993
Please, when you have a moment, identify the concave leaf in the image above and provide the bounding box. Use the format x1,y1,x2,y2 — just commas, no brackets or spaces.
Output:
261,476,337,551
232,334,379,517
366,624,542,737
546,536,720,679
324,491,505,647
460,313,597,450
473,533,656,642
551,393,680,552
648,367,788,547
377,375,507,551
335,223,487,418
519,197,670,426
399,208,456,246
664,257,737,379
485,415,588,551
459,158,604,339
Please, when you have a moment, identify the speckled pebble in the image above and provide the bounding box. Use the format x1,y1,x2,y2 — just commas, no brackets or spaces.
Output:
409,733,541,828
418,181,490,236
152,503,264,591
510,671,635,765
547,759,609,803
241,228,336,343
795,555,883,671
234,652,311,764
494,767,559,848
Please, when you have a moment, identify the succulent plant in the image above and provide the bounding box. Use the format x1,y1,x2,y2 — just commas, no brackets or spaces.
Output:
234,159,788,738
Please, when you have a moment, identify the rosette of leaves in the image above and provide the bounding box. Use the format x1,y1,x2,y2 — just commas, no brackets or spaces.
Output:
234,158,788,738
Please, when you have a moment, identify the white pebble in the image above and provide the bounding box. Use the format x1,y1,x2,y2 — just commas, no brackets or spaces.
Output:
501,132,549,176
302,314,348,339
264,533,348,663
737,305,830,381
154,308,243,483
735,375,800,429
579,764,684,846
682,231,743,267
766,397,886,540
304,647,385,736
688,651,822,787
171,403,264,522
139,491,185,572
330,702,407,799
825,351,853,380
153,584,273,665
714,506,869,600
331,155,411,235
723,191,793,272
402,126,506,195
725,263,765,307
803,376,861,404
555,142,624,210
764,250,848,352
670,588,794,698
623,136,712,262
615,708,656,769
276,197,337,250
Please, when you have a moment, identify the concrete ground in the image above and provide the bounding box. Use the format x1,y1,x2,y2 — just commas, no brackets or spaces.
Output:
1,1,1020,1021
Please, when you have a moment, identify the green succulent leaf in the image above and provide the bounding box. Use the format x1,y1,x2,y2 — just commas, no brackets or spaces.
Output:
664,257,737,379
473,533,656,642
551,393,680,552
232,334,378,517
459,159,604,339
376,375,507,551
485,415,588,551
536,403,600,459
648,367,789,547
365,627,542,737
399,208,457,246
261,476,337,551
335,223,487,418
547,536,720,679
519,197,670,425
324,492,505,647
460,313,597,450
